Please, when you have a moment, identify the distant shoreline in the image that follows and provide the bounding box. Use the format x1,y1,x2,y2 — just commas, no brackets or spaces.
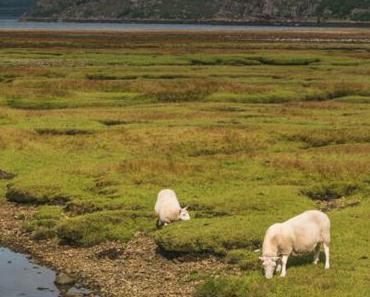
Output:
19,17,370,28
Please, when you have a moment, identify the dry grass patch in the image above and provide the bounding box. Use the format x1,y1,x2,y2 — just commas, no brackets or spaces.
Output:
287,128,370,147
178,127,271,157
140,80,214,102
116,159,200,177
0,128,39,150
271,154,370,180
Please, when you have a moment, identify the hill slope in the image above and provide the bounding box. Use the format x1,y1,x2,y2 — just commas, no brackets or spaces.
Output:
0,0,34,17
23,0,370,23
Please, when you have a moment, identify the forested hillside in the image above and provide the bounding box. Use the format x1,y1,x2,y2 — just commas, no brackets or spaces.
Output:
23,0,370,23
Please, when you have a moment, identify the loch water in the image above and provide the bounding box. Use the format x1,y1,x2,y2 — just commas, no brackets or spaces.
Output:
0,17,350,31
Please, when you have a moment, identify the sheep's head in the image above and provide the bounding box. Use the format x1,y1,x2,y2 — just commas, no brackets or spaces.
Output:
178,206,190,221
259,256,279,279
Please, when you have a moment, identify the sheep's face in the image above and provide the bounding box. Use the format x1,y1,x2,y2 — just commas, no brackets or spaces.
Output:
260,256,279,279
179,207,190,221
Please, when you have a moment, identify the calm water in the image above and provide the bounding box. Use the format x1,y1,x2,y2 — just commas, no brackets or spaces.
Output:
0,247,59,297
0,247,95,297
0,17,343,31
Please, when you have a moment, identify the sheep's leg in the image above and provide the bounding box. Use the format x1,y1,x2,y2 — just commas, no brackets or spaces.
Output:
280,255,289,277
276,257,282,273
323,243,330,269
313,244,320,265
276,263,282,273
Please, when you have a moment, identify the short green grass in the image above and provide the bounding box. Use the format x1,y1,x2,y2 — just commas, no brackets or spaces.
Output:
0,30,369,297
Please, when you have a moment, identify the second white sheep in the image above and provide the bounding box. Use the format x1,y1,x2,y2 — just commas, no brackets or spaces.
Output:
155,189,190,226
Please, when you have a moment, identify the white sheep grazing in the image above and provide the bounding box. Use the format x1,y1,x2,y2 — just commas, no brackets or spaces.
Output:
155,189,190,226
260,210,330,279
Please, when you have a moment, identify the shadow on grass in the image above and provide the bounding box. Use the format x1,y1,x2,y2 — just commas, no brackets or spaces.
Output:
156,246,219,262
287,252,326,268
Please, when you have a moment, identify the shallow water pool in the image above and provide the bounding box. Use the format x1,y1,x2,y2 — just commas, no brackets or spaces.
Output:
0,247,95,297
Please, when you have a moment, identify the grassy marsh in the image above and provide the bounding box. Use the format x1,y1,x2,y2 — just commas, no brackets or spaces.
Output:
0,30,369,297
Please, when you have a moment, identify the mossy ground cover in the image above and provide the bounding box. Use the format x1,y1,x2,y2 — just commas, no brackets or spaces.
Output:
0,30,369,296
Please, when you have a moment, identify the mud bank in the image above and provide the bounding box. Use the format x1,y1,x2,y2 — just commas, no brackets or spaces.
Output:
0,201,237,297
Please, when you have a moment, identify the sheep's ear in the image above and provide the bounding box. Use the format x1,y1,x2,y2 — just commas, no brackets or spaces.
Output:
259,257,264,261
183,206,189,210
